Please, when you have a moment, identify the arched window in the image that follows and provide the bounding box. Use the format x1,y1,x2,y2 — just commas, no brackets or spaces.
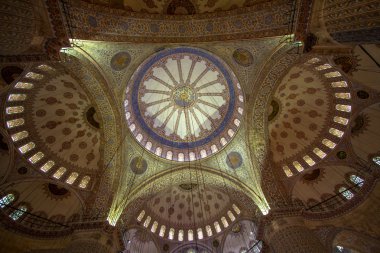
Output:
178,229,184,241
143,216,151,228
339,187,354,200
205,225,213,237
137,210,145,222
187,229,193,241
159,225,166,237
227,210,236,221
9,206,27,220
151,221,158,233
214,221,221,233
232,204,241,214
66,172,79,184
0,193,15,208
168,228,175,240
79,176,91,188
372,156,380,166
350,175,364,187
221,216,229,228
197,228,203,239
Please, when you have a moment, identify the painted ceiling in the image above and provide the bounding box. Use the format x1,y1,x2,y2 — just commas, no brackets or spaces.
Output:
83,0,268,14
124,47,243,161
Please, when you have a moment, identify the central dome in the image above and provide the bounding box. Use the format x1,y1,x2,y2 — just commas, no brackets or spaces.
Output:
124,47,244,161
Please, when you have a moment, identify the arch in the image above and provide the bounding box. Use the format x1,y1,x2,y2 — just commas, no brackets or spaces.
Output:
110,165,267,226
222,219,262,253
123,226,160,253
171,243,212,253
61,49,121,211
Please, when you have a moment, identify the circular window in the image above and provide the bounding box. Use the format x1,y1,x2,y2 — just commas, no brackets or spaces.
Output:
124,47,244,161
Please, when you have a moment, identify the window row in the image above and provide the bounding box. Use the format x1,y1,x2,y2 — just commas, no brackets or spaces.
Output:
283,59,351,178
0,194,27,221
136,204,241,241
6,129,91,189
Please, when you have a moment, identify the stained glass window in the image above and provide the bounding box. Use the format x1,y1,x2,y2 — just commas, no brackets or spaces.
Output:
329,128,344,138
53,167,66,179
339,187,354,200
9,206,27,220
178,229,184,241
7,118,24,129
145,141,152,150
293,161,304,172
40,160,54,172
189,152,196,161
336,104,351,112
188,229,193,241
350,175,364,187
313,148,327,158
232,204,241,214
28,152,44,164
37,64,54,72
221,217,229,228
19,142,35,154
303,155,316,166
6,106,24,114
155,147,162,156
315,64,332,71
66,172,79,184
11,131,28,142
214,221,221,233
0,193,15,208
143,216,151,227
25,72,43,80
79,176,91,188
137,210,145,222
151,221,158,233
168,228,175,240
211,144,218,153
322,139,336,149
15,82,33,89
335,93,351,99
334,116,349,125
159,225,166,237
8,94,27,101
227,210,236,221
197,228,203,239
372,156,380,166
331,81,348,88
205,225,213,237
324,71,341,78
283,165,293,177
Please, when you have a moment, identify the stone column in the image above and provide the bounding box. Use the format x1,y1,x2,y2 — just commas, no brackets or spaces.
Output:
264,217,328,253
322,0,380,44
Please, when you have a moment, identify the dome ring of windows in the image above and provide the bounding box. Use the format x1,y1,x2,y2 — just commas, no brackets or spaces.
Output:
124,47,244,161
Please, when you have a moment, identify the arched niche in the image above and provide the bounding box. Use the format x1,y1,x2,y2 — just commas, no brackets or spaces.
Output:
123,227,159,253
222,220,262,253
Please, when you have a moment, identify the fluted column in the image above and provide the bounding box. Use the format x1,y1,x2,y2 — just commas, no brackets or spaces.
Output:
322,0,380,44
264,218,328,253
